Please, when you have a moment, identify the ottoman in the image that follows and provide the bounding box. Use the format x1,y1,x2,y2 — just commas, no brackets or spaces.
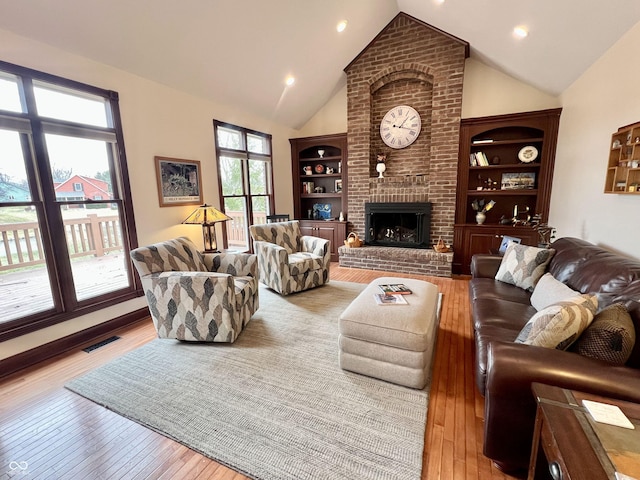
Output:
338,277,439,389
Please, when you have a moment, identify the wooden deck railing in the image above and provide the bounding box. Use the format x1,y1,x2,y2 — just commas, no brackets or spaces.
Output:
225,211,267,246
0,211,270,270
0,214,122,271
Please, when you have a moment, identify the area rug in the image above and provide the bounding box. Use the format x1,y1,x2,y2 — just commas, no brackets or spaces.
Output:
66,281,437,480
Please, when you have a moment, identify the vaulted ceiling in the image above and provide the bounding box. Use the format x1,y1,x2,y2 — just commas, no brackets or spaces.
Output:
1,0,639,129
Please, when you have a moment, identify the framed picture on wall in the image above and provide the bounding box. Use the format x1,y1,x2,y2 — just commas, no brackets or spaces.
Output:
155,156,203,207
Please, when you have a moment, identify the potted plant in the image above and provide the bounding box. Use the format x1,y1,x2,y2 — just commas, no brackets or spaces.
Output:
530,214,556,247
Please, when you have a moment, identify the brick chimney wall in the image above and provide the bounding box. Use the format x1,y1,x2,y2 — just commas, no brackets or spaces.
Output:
345,13,467,246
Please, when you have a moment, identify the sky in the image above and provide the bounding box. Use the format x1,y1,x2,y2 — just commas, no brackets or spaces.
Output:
1,76,111,182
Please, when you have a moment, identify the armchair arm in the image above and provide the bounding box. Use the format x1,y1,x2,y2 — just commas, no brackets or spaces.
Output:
253,240,289,271
470,254,503,278
143,271,234,297
203,252,257,277
301,235,330,265
483,340,640,470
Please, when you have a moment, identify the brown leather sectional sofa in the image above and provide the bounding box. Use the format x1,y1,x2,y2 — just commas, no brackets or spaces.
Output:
469,237,640,473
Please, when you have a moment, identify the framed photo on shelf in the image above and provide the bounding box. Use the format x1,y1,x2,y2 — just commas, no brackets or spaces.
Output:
501,172,536,190
155,156,203,207
313,203,332,220
335,179,342,193
499,235,521,254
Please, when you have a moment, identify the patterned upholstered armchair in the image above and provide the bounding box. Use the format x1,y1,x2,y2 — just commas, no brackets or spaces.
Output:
249,220,330,295
130,237,259,342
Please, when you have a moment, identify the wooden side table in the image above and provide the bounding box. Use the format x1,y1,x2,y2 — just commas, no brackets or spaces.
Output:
529,383,640,480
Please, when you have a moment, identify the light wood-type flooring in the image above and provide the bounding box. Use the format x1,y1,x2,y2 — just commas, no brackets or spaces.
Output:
0,265,515,479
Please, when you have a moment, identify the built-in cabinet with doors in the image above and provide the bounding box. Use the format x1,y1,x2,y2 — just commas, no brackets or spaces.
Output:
290,133,348,262
453,108,562,275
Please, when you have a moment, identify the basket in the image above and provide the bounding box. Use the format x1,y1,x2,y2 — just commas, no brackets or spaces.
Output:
434,236,451,253
344,232,364,248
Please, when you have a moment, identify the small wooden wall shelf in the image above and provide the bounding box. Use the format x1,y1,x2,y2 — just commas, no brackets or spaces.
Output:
605,121,640,194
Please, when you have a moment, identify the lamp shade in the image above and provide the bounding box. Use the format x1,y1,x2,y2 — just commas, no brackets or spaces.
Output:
182,204,231,225
182,204,231,253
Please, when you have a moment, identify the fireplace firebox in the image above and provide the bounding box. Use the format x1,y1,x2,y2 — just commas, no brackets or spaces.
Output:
365,202,432,249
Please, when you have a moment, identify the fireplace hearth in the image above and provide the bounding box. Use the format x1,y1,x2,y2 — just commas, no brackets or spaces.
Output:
365,202,431,249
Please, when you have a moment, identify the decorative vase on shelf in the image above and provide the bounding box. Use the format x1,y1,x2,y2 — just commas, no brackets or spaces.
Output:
376,162,386,178
475,212,486,225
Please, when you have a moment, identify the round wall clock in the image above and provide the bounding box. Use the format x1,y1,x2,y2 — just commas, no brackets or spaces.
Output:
380,105,421,149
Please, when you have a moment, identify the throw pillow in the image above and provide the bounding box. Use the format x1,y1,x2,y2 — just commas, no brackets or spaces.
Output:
495,243,556,291
515,294,598,349
572,303,636,365
530,273,580,311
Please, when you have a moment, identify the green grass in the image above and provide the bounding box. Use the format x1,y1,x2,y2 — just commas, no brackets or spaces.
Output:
0,206,38,224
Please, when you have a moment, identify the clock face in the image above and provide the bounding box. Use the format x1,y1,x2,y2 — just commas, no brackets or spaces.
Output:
380,105,421,149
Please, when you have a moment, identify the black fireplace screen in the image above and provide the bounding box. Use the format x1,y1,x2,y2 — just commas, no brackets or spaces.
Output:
365,202,432,249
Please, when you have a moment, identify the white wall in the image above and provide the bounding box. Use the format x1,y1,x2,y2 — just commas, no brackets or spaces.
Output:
297,84,348,137
460,58,560,119
552,22,640,258
0,28,296,359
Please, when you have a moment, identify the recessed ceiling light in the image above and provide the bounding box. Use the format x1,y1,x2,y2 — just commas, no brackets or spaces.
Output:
337,20,348,33
513,26,528,39
435,0,445,4
285,76,295,86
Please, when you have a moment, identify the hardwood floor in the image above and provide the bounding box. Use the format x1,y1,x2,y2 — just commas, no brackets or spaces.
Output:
0,265,514,480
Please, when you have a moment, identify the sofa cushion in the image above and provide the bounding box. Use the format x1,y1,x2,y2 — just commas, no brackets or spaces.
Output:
495,243,556,292
530,273,580,311
472,297,535,332
515,294,598,349
472,298,534,393
469,278,533,305
571,303,636,365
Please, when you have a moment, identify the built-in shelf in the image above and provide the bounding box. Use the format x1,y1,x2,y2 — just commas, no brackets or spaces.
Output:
290,133,348,262
604,122,640,194
453,108,562,275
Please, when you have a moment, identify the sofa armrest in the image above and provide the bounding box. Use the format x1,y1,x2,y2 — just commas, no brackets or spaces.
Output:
203,252,257,277
470,254,503,278
483,340,640,471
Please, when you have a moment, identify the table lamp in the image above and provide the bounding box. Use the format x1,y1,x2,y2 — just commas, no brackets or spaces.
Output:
182,204,231,253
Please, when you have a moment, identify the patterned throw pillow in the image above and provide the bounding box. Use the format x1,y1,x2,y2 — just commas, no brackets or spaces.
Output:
572,303,636,365
495,243,556,291
515,294,598,349
530,273,580,311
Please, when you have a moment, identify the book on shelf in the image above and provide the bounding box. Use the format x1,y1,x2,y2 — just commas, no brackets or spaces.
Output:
373,293,408,305
474,151,489,166
378,284,413,295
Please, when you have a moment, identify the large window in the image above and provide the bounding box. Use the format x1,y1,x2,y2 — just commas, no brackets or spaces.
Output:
0,61,139,340
213,121,274,251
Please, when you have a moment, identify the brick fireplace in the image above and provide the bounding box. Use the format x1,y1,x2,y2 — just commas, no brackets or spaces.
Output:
338,13,468,277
